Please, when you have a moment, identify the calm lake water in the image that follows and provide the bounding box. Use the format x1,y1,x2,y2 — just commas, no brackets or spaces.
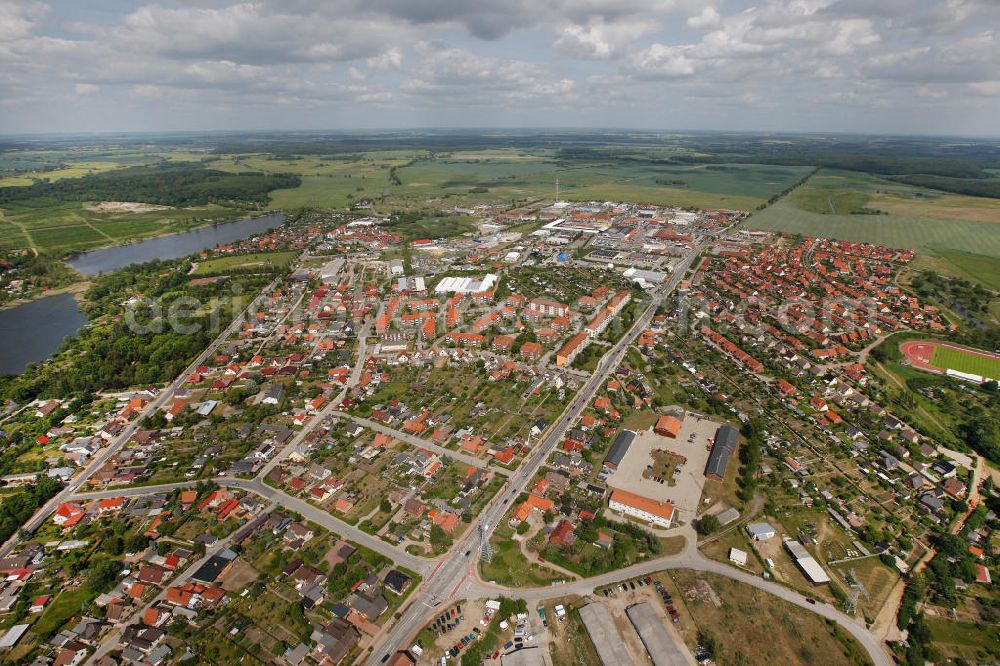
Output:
67,213,285,275
0,292,88,375
1,213,285,375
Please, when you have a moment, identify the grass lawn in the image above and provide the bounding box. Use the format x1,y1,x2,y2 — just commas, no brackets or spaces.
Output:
30,587,95,639
931,345,1000,379
192,250,297,275
926,616,1000,661
621,410,657,431
481,525,563,587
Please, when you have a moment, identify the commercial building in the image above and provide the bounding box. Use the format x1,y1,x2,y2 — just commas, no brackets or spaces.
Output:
434,274,497,294
608,488,675,528
603,430,636,471
578,603,633,666
625,602,689,666
705,424,739,482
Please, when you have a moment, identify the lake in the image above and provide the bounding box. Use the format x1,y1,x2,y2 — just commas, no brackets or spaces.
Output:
1,213,285,374
68,212,285,275
0,292,88,375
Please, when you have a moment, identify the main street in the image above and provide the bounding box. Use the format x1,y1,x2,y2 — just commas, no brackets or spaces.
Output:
362,243,710,664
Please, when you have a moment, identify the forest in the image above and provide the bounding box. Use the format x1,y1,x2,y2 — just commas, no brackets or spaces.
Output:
0,162,300,208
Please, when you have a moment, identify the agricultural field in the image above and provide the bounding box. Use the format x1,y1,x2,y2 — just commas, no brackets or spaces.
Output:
215,148,811,213
0,161,129,187
0,199,243,254
393,155,809,211
748,169,1000,287
748,201,1000,260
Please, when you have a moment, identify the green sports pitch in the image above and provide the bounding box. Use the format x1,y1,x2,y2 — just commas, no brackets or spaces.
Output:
930,346,1000,380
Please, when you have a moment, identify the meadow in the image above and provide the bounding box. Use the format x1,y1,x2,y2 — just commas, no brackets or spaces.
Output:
191,250,297,275
228,149,809,212
749,201,1000,255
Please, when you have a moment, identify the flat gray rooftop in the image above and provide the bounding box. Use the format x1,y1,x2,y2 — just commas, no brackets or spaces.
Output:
500,646,546,666
626,602,692,666
578,603,633,666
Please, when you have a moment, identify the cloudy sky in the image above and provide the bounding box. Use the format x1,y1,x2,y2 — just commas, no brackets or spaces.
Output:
1,0,999,136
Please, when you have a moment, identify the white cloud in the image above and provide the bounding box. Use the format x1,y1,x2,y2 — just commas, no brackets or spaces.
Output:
687,6,721,29
554,18,658,59
367,48,403,71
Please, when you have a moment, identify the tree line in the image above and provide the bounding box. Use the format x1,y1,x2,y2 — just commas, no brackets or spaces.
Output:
0,163,300,208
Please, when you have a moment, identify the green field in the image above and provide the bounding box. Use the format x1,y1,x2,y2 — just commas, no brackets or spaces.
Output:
748,201,1000,257
926,249,1000,291
192,250,297,275
392,157,809,211
931,345,1000,380
747,170,1000,275
0,200,242,255
927,616,1000,661
258,151,808,212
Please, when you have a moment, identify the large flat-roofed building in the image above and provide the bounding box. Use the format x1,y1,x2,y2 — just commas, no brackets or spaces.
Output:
578,603,633,666
434,274,497,294
500,646,546,666
784,538,831,584
603,429,636,471
609,488,675,528
705,424,739,482
626,602,690,666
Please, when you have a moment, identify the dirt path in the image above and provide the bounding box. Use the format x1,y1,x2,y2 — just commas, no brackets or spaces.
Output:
516,523,581,581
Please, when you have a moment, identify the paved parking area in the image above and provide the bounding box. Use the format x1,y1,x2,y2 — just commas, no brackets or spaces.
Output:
605,413,719,524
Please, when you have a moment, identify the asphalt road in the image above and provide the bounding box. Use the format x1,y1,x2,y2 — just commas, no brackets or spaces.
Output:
331,412,511,477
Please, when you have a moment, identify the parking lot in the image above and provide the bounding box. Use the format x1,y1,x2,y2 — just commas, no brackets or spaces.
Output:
593,576,698,665
605,413,719,525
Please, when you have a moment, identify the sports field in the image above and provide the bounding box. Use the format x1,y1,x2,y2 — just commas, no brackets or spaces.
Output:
931,346,1000,380
900,340,1000,381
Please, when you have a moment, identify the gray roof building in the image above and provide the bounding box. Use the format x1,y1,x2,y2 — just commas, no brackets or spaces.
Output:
705,425,738,481
603,430,636,470
578,603,632,666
